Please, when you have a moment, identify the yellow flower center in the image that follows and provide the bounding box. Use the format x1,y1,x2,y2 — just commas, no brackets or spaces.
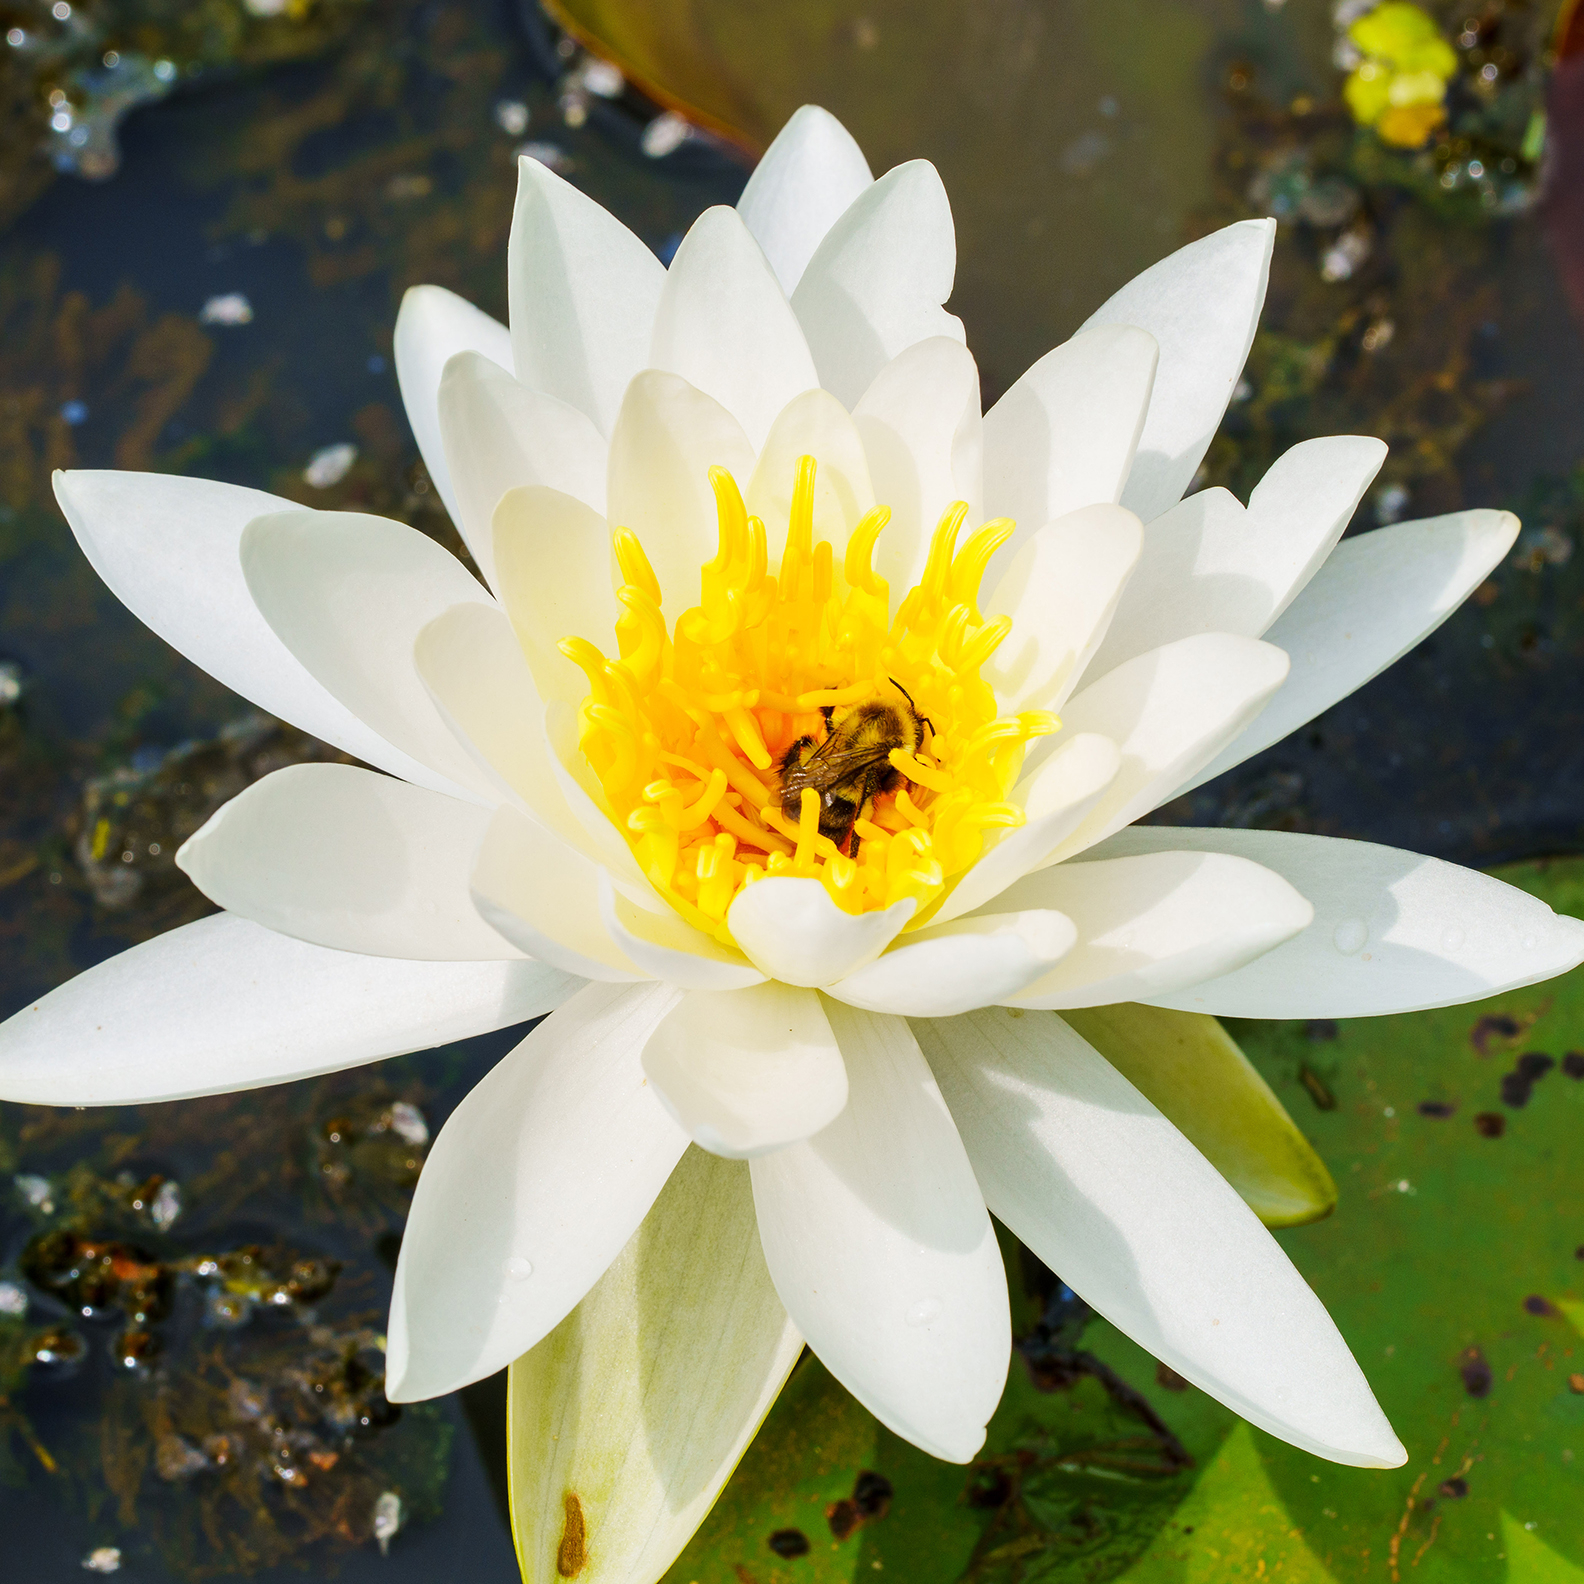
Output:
559,455,1057,945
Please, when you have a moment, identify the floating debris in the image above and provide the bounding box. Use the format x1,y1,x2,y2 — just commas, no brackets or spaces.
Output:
373,1489,404,1555
304,442,358,488
1340,3,1457,149
81,1548,121,1574
0,1280,28,1316
516,139,573,174
1512,525,1574,571
641,110,691,159
385,173,433,201
0,659,22,708
1374,482,1411,524
579,59,624,99
15,1172,55,1214
387,1101,429,1147
199,292,254,326
1320,226,1372,283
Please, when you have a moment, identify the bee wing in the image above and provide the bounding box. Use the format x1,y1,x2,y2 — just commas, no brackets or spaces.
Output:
785,741,896,787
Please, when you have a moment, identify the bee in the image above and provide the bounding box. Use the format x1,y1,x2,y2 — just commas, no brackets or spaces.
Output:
777,683,931,853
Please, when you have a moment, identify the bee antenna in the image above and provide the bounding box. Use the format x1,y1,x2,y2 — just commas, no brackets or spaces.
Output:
888,677,934,741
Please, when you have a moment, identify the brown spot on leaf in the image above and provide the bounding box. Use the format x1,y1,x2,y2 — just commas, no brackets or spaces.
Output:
1298,1063,1336,1111
1517,1051,1556,1080
1459,1347,1493,1398
1417,1100,1456,1118
767,1529,809,1558
826,1499,859,1541
854,1471,893,1519
1570,1374,1584,1394
1501,1072,1533,1108
1439,1476,1469,1499
1474,1111,1506,1138
1525,1294,1557,1317
966,1466,1013,1509
557,1492,586,1577
1563,1052,1584,1079
1470,1014,1521,1055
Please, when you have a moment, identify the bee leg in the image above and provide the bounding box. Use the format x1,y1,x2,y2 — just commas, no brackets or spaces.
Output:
819,704,836,734
849,831,862,862
779,735,817,775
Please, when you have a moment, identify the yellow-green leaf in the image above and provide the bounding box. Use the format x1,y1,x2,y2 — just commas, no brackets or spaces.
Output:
1061,1004,1337,1227
507,1146,803,1584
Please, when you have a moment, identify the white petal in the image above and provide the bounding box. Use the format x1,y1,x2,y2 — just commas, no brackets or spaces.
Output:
599,873,765,991
508,154,666,436
238,509,498,803
507,1148,802,1584
746,387,875,554
471,804,645,983
0,913,576,1106
1088,826,1584,1018
386,982,687,1400
53,471,441,789
916,1008,1405,1467
437,351,607,589
413,600,595,854
852,337,983,596
492,485,616,709
1089,436,1388,677
727,878,914,986
983,325,1158,565
1176,508,1521,798
751,1002,1007,1459
1040,634,1290,865
1083,219,1276,524
606,371,756,622
992,851,1312,1009
176,764,519,961
827,911,1075,1017
932,733,1121,925
790,160,965,408
394,285,513,530
738,104,874,295
650,206,819,451
982,504,1143,715
641,984,846,1157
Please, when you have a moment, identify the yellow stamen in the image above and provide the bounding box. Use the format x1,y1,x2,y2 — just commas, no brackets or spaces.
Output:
559,455,1057,940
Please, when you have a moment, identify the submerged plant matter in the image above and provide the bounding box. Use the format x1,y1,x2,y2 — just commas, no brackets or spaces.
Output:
3,98,1584,1584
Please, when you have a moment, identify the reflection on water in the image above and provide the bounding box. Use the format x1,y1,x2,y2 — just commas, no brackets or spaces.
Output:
0,0,1582,1576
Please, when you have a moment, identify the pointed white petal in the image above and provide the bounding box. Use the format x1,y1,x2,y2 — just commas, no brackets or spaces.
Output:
984,325,1158,566
508,155,666,436
1083,219,1276,524
791,160,965,407
491,485,616,710
738,104,874,295
414,601,596,857
982,504,1143,715
1176,508,1521,798
751,1002,1007,1460
386,982,687,1400
1087,826,1584,1017
471,804,646,983
992,850,1312,1009
238,509,498,803
438,351,607,589
606,371,756,622
746,387,875,554
1040,634,1290,865
917,1008,1405,1467
827,910,1075,1017
650,206,819,450
853,337,983,595
1090,436,1387,677
642,985,846,1157
53,471,442,789
728,878,914,987
599,874,764,991
0,913,576,1106
507,1148,802,1584
176,764,518,961
932,734,1121,925
394,285,513,529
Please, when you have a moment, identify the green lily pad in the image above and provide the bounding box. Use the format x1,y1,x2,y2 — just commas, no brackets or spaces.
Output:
662,858,1584,1582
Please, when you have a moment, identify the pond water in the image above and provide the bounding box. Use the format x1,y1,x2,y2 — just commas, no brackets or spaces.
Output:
0,0,1581,1577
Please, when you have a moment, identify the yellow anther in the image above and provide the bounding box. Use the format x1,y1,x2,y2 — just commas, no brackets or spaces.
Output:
889,748,953,794
894,789,932,826
712,799,791,856
723,706,772,770
558,636,615,701
796,787,821,868
677,768,729,829
843,505,892,597
797,681,878,708
612,528,662,607
852,818,892,846
956,614,1013,674
1018,710,1061,739
614,585,667,678
948,518,1015,616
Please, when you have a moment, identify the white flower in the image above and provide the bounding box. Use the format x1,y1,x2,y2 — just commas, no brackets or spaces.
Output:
5,105,1582,1576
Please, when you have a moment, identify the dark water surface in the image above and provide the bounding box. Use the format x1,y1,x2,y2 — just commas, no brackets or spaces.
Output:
1,0,1582,1576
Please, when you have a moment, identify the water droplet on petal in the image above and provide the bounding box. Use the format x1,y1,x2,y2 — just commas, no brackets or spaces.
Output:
905,1297,941,1327
506,1256,533,1281
1441,925,1466,952
1333,918,1369,955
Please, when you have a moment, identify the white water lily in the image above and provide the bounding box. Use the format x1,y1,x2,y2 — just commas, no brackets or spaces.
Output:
4,102,1583,1578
